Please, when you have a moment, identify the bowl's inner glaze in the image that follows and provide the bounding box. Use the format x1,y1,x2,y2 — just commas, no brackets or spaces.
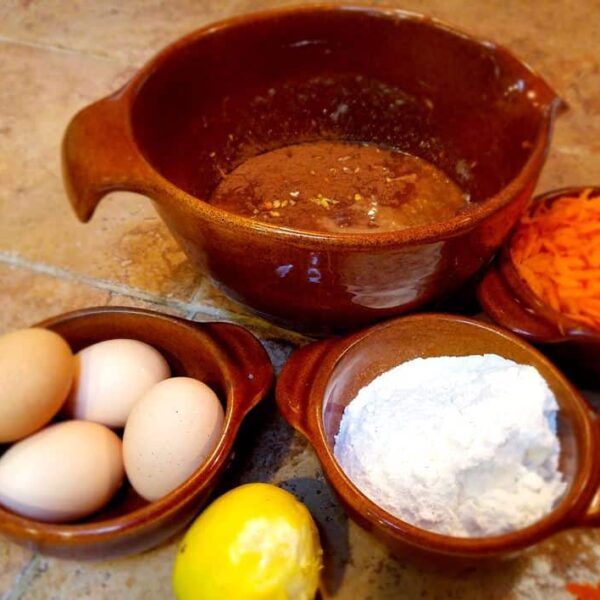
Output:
322,318,584,516
0,314,230,524
132,8,549,209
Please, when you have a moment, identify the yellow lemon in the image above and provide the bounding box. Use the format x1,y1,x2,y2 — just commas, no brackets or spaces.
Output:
173,483,322,600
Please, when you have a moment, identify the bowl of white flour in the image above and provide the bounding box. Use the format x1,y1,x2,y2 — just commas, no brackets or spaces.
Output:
334,353,566,537
276,314,599,559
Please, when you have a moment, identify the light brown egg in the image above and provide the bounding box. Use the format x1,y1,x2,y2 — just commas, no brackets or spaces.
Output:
123,377,224,501
65,339,171,428
0,420,124,522
0,328,74,443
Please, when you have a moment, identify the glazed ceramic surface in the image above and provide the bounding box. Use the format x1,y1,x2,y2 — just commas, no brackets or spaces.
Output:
277,314,600,560
478,187,600,386
0,307,273,559
63,5,563,333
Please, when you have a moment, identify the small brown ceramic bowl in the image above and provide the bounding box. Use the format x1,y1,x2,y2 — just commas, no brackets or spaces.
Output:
478,187,600,386
277,314,600,561
63,4,564,334
0,307,273,560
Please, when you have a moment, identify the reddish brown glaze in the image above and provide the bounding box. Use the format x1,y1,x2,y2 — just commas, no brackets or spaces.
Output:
478,187,600,385
63,4,564,333
0,307,273,559
277,314,600,560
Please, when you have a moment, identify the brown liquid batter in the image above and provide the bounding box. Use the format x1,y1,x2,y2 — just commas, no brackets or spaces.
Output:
209,141,469,233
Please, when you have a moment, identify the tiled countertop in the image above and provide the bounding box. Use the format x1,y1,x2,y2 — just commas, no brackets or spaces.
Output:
1,1,599,598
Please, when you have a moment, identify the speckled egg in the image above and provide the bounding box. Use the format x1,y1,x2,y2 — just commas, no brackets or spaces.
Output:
123,377,224,502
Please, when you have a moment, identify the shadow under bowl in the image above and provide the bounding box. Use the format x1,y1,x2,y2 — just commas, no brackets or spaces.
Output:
0,307,273,560
277,313,600,561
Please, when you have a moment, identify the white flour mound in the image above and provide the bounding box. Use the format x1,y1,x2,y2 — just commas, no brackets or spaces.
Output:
333,354,566,537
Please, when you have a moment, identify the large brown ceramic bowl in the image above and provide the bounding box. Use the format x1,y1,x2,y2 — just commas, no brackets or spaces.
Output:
0,307,273,559
63,4,564,333
478,187,600,387
277,314,600,560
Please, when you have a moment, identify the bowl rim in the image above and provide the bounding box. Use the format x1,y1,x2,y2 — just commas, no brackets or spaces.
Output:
117,2,563,249
499,185,600,343
285,313,599,556
0,306,273,549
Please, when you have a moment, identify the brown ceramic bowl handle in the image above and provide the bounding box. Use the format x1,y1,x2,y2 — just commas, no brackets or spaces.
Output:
201,322,274,417
62,93,153,222
276,339,337,438
478,268,565,343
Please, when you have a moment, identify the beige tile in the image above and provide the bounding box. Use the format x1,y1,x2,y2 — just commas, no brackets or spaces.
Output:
0,0,238,66
0,540,33,599
0,41,201,303
20,541,178,600
538,56,600,191
0,264,109,332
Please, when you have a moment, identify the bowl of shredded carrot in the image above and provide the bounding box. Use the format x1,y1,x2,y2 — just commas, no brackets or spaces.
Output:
510,187,600,333
478,187,600,385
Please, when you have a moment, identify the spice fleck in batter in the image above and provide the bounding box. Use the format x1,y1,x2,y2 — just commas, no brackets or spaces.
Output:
209,141,469,233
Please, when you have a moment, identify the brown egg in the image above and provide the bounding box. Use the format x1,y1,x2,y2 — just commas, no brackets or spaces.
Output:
0,328,74,443
64,339,170,428
0,420,124,522
123,377,224,501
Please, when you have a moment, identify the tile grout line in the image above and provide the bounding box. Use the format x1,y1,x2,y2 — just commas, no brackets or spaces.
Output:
0,250,196,313
0,0,244,69
4,554,41,600
0,250,307,343
0,35,133,66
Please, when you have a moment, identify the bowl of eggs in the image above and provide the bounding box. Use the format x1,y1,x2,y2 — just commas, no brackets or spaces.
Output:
63,4,564,334
277,314,600,561
0,307,273,559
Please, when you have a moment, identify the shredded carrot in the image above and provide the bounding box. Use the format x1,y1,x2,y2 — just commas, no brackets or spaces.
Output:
510,188,600,332
566,582,600,600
